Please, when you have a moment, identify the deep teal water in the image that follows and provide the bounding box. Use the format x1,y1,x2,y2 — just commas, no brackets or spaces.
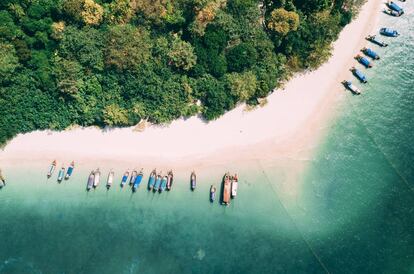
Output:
1,4,413,274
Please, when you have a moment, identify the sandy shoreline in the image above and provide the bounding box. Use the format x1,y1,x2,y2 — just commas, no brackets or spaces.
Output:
0,0,381,171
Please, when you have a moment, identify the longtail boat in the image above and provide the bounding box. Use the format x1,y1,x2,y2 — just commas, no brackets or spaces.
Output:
57,167,65,183
93,168,101,188
191,171,196,191
129,170,138,186
350,67,367,83
132,169,143,192
380,27,399,37
231,174,238,198
153,173,162,192
160,175,167,193
166,170,174,191
222,173,231,205
362,47,380,60
366,35,388,47
0,169,5,188
210,185,216,202
120,171,129,188
107,170,114,190
47,160,57,179
86,171,95,191
386,1,404,15
65,161,75,180
148,169,156,190
384,8,402,17
342,80,361,95
355,55,373,68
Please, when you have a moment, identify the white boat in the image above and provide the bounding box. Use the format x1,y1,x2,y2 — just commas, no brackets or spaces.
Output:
93,169,101,188
106,170,114,190
231,174,238,198
47,160,57,178
86,171,94,191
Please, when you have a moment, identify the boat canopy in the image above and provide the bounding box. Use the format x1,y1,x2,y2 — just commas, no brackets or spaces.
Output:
359,57,370,67
388,2,403,12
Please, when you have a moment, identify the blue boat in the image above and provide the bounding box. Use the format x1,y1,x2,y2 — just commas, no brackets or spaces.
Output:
361,47,380,60
387,1,404,14
341,80,361,95
132,170,143,192
159,176,167,193
120,171,129,188
65,161,75,180
153,174,162,192
350,67,367,83
366,35,388,47
57,167,65,183
355,55,372,68
380,28,399,37
147,169,156,190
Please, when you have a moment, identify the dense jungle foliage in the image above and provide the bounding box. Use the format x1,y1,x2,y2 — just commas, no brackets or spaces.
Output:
0,0,363,144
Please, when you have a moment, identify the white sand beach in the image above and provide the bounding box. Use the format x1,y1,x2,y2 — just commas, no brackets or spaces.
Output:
0,0,381,170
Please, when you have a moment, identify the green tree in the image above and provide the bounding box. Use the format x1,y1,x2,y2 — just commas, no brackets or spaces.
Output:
267,8,299,36
53,56,83,96
105,25,152,71
0,42,19,82
105,0,135,24
226,43,257,72
225,71,257,102
103,104,129,126
59,26,104,71
168,36,197,71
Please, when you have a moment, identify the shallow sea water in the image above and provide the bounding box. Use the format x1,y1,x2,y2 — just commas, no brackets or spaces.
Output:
1,3,413,273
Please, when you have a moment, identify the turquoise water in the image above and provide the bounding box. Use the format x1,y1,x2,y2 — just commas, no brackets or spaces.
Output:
1,4,414,274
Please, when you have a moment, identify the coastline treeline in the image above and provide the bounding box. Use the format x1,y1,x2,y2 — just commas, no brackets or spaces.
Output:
0,0,363,144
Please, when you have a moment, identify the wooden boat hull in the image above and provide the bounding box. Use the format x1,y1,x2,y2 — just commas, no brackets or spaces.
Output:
222,174,231,205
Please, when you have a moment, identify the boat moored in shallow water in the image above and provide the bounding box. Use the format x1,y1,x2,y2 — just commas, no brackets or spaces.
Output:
166,171,173,191
93,169,101,188
384,8,402,17
366,35,388,47
361,47,380,60
57,167,65,183
160,175,167,193
351,67,367,83
129,170,138,186
86,171,95,191
148,169,156,190
153,173,162,192
132,169,143,192
120,171,129,188
222,173,231,205
191,171,196,191
107,170,114,190
0,169,5,188
342,81,361,95
355,55,372,68
386,1,404,15
47,160,57,178
210,185,216,202
65,161,75,180
231,174,238,198
380,28,399,37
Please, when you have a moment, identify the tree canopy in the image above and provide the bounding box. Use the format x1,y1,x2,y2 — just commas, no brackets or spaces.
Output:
0,0,363,144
